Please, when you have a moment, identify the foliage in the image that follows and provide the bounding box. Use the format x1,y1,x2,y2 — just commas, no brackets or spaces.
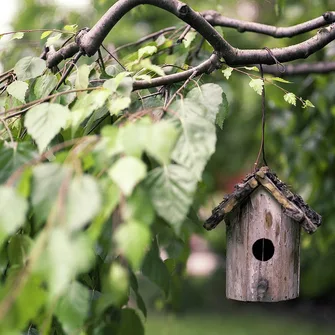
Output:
0,0,335,333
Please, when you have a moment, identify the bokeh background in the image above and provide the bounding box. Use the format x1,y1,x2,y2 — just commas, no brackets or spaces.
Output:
1,1,335,334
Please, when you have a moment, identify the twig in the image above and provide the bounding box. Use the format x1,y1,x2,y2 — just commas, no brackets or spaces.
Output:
0,28,75,38
0,117,14,145
177,25,192,43
55,51,83,90
114,26,176,53
164,70,198,110
1,87,101,119
101,44,126,70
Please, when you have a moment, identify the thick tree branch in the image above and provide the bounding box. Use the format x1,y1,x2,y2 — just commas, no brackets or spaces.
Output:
203,10,335,37
227,25,335,65
76,0,231,57
91,53,221,91
133,53,220,90
262,61,335,76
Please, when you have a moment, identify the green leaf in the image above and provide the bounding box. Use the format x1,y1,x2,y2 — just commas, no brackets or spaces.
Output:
145,165,197,226
43,228,93,296
63,24,78,32
46,33,62,47
0,142,36,183
65,175,102,231
55,281,90,333
283,92,296,106
4,274,47,329
6,81,28,103
108,97,131,115
10,32,24,40
140,59,165,77
114,220,151,270
124,186,155,225
216,91,229,129
88,179,120,241
171,101,217,180
8,235,33,266
31,163,70,225
138,45,157,60
25,103,70,153
186,83,224,124
108,156,147,196
142,238,170,296
303,99,315,108
270,77,292,84
70,89,110,133
34,74,57,99
103,72,133,96
182,31,197,48
146,120,179,164
118,309,144,335
243,66,259,72
75,64,90,91
99,263,129,310
14,56,46,81
40,31,52,39
222,67,233,80
0,187,28,247
249,78,264,95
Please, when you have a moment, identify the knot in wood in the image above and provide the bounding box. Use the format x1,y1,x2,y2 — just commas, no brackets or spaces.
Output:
177,3,189,17
257,278,269,298
323,11,335,23
75,27,90,54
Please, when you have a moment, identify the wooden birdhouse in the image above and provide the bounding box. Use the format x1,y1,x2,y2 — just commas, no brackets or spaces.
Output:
204,166,321,302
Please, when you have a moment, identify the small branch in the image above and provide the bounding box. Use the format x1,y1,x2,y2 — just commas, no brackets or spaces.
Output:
55,51,83,90
0,117,14,145
42,42,80,68
165,70,198,110
262,61,335,76
114,26,176,53
203,10,335,37
0,28,75,38
91,53,220,91
177,25,192,43
1,87,101,119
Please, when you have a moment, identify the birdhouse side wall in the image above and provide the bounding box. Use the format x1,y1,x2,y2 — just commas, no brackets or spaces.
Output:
226,187,300,302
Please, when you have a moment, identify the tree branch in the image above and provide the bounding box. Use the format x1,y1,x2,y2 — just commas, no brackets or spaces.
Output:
226,25,335,65
203,10,335,37
76,0,230,57
262,61,335,76
42,0,335,87
90,53,221,91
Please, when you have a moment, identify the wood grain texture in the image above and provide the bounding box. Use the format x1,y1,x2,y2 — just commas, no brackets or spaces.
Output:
226,187,300,302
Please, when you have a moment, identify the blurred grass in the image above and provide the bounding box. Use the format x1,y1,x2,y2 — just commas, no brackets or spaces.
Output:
146,314,334,335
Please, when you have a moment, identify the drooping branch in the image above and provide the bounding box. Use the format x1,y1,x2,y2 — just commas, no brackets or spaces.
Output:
41,0,335,89
262,61,335,76
203,10,335,37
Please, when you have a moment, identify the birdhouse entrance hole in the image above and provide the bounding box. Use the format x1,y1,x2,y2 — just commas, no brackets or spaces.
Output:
252,238,274,261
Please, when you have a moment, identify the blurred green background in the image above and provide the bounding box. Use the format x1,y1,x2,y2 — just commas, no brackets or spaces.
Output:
2,0,335,334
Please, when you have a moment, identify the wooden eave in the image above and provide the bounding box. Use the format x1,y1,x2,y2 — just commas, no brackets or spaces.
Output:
204,166,322,234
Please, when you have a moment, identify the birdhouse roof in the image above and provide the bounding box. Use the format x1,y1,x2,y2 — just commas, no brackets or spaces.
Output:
204,166,321,234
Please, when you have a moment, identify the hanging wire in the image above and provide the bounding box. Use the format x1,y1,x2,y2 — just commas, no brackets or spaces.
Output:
253,63,268,171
